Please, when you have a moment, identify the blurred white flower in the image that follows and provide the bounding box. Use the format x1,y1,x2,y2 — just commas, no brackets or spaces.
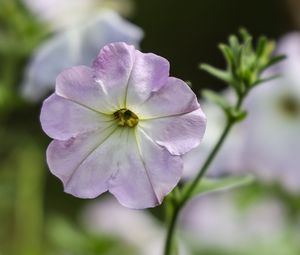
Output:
183,32,300,193
21,10,143,101
22,0,134,31
275,32,300,89
179,192,288,252
81,198,163,255
81,197,188,255
182,92,245,179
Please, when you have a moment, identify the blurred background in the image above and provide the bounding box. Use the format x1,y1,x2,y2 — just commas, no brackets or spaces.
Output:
0,0,300,254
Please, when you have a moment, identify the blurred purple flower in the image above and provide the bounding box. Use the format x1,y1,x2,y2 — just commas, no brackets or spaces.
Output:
40,42,206,209
183,32,300,193
21,10,143,102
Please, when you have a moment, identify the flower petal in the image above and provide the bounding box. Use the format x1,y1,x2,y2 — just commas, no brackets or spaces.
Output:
108,128,182,209
56,65,116,113
40,94,114,140
92,42,170,108
47,126,118,199
47,126,182,208
131,77,200,119
21,31,74,101
81,11,143,62
125,50,170,106
139,108,207,155
92,42,136,108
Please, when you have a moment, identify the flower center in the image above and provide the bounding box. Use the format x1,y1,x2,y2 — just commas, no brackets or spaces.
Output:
278,94,300,118
114,108,139,127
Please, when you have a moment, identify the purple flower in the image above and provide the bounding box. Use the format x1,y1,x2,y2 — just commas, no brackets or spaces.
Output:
40,42,206,209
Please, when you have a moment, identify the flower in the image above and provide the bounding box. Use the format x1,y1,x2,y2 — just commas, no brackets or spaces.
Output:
81,198,189,255
40,42,206,209
21,10,143,102
22,0,134,31
183,32,300,193
81,198,165,255
179,192,293,254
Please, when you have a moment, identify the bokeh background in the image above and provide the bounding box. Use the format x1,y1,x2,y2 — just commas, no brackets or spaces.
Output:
0,0,300,254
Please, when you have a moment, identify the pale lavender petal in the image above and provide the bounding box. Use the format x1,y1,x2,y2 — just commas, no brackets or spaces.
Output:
48,125,182,208
92,43,170,108
47,126,118,198
56,65,116,113
131,77,200,119
139,108,206,155
108,128,182,209
40,94,114,140
125,50,170,106
92,42,136,108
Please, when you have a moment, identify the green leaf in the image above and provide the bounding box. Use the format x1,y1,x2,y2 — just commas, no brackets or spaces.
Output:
256,36,268,58
182,175,255,200
239,28,252,42
200,29,284,102
228,108,248,122
241,34,253,56
202,89,231,110
252,74,282,87
200,64,230,83
219,44,235,69
261,55,286,71
259,40,276,63
229,35,240,51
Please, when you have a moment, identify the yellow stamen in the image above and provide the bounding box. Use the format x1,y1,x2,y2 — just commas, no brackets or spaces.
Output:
114,108,139,128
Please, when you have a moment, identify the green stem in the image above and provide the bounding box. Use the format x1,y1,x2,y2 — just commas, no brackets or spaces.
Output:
164,206,179,255
179,120,232,207
163,95,244,255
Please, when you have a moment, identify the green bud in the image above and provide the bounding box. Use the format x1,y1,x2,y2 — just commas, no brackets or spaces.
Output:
200,29,285,97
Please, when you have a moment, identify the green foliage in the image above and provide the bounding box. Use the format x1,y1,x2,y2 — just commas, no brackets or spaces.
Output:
181,175,254,201
46,215,136,255
0,0,48,57
200,29,285,97
202,89,231,111
0,0,48,116
201,89,248,121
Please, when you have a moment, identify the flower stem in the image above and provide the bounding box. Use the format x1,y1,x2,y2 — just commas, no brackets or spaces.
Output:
164,204,180,255
180,121,232,206
163,96,244,255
